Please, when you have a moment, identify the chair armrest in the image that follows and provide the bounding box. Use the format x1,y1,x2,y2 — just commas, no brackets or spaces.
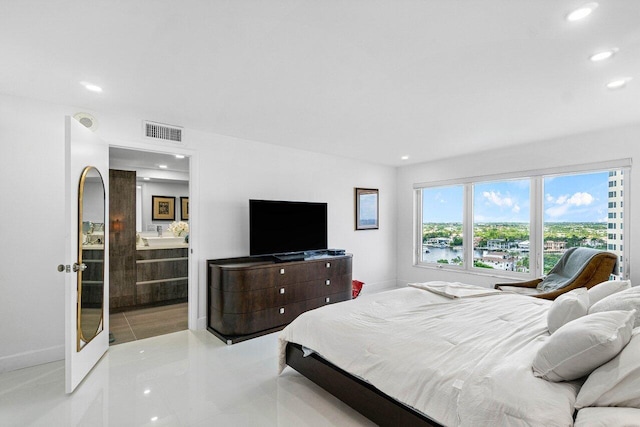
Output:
494,278,542,290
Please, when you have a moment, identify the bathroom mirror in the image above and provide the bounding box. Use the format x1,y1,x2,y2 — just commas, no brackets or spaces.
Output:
77,166,105,351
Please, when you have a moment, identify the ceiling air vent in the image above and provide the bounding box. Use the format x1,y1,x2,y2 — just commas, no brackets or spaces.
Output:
144,121,183,143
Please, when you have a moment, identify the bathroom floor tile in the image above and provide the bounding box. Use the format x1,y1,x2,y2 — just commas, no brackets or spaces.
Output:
108,303,187,345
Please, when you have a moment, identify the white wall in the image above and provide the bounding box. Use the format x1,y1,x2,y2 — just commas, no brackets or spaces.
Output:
396,123,640,288
0,93,397,371
0,95,69,371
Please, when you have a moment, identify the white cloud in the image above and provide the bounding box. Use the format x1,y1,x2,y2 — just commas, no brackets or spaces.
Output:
482,191,514,208
567,192,594,206
512,204,521,213
546,204,569,218
545,192,595,219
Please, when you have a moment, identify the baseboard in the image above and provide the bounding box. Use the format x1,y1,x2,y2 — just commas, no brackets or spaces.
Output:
0,344,64,373
197,316,207,330
359,279,397,295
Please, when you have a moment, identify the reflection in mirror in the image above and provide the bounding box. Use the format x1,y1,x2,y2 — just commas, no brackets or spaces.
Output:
78,166,105,351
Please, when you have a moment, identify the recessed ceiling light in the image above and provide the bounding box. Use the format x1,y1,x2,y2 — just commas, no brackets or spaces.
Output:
175,154,185,159
158,164,168,169
80,81,103,93
144,389,151,395
589,48,618,62
401,156,409,160
143,177,150,181
566,2,598,21
606,78,632,89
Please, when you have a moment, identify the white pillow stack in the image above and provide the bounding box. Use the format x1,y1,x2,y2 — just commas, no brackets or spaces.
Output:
574,407,640,426
539,281,640,419
575,327,640,409
532,310,636,382
547,288,590,334
589,285,640,328
587,279,631,305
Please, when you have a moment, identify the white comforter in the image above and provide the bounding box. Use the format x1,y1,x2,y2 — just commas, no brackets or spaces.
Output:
279,286,581,426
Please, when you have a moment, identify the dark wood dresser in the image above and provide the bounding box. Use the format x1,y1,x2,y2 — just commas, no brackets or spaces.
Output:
207,254,352,344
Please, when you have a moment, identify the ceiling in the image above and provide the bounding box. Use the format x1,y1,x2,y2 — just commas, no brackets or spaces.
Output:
110,147,189,182
1,1,639,166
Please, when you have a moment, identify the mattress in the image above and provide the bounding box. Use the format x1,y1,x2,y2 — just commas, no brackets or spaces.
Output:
279,286,581,426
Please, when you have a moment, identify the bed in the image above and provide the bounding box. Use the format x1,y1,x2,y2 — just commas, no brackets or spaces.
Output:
278,282,640,426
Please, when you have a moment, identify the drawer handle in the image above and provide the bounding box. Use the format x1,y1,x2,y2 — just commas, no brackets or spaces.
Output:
325,297,330,303
325,279,331,285
280,288,285,294
326,262,331,268
279,268,285,275
279,307,285,314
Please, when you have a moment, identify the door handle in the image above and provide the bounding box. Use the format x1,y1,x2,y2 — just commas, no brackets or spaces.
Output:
73,263,87,272
58,263,86,273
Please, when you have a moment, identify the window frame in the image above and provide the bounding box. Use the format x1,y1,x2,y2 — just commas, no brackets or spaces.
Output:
413,159,631,280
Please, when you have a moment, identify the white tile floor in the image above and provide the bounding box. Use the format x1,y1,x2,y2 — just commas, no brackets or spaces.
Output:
0,330,375,427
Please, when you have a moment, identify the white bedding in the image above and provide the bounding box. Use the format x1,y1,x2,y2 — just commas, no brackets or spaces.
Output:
279,286,581,426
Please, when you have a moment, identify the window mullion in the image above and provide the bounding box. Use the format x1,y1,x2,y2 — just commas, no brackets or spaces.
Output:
531,176,543,278
464,183,473,270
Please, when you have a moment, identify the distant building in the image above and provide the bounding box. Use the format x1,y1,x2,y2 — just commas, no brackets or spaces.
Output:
478,251,516,271
487,239,508,250
608,170,624,278
544,240,566,251
425,237,451,248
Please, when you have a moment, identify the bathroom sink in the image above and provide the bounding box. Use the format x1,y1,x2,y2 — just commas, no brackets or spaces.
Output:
141,236,186,247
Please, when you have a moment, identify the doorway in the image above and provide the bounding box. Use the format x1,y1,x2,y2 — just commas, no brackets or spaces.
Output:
108,147,191,345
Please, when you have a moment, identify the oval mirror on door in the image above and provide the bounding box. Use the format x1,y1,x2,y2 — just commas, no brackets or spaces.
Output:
78,166,105,350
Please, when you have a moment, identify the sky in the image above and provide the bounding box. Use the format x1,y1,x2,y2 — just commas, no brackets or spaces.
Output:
423,171,610,223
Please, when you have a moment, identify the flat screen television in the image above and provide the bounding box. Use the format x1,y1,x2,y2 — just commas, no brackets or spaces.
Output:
249,199,328,256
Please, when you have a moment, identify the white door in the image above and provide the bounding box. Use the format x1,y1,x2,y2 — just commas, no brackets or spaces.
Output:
64,116,109,393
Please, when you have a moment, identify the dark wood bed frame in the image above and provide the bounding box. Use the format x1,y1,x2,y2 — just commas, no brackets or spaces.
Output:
285,342,443,427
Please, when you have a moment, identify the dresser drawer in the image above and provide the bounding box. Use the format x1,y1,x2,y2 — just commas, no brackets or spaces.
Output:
212,256,352,292
211,274,352,313
209,290,352,336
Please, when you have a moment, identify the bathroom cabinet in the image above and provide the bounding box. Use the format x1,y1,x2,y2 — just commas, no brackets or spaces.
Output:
136,247,189,305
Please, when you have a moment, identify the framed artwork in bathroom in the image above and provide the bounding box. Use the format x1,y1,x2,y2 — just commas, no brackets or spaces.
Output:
181,197,189,220
152,195,175,221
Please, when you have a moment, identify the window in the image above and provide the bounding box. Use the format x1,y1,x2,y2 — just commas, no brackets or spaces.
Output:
420,185,464,267
543,171,612,273
415,162,629,280
473,180,530,272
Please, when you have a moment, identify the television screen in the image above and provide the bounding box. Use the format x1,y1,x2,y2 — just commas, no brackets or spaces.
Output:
250,199,328,256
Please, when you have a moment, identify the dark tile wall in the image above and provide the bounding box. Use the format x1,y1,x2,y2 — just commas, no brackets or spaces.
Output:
109,169,137,309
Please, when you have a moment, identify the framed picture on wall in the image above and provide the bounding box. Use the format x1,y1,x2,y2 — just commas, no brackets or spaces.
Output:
181,197,189,220
355,188,379,230
152,195,175,221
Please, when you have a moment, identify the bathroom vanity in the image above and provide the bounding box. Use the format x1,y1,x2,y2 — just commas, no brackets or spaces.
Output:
135,244,189,306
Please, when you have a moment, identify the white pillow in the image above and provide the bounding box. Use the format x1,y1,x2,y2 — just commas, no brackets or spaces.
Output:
574,407,640,427
589,286,640,328
576,327,640,409
547,288,589,334
588,279,631,306
532,310,635,382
